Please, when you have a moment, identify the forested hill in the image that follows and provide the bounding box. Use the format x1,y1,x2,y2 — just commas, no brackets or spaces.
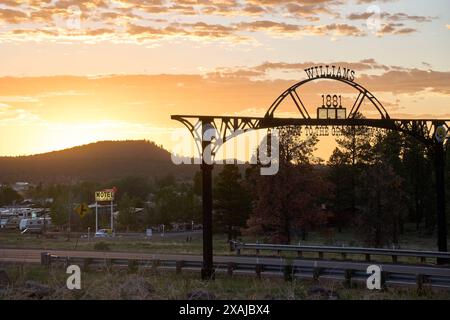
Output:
0,140,197,183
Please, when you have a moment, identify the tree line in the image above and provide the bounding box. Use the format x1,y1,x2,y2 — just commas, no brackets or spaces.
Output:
21,175,201,232
240,117,449,247
2,119,448,247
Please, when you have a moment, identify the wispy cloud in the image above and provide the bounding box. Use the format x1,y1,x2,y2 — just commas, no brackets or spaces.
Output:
0,103,41,125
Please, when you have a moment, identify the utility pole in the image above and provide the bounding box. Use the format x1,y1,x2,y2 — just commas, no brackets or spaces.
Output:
201,120,214,280
66,191,75,241
67,201,71,241
95,201,98,233
434,141,448,263
41,197,46,236
110,199,114,235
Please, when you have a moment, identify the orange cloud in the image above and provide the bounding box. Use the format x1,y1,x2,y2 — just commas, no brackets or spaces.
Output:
348,11,433,23
126,22,245,41
207,60,450,96
302,23,365,37
376,23,417,36
359,69,450,95
237,20,301,33
0,0,427,43
236,21,365,37
0,8,28,24
285,2,338,21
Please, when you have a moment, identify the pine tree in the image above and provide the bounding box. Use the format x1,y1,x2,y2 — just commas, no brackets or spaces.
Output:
334,113,375,215
327,148,353,232
246,127,332,244
356,161,406,247
402,135,435,233
50,192,71,230
0,186,23,206
214,164,251,240
118,193,136,232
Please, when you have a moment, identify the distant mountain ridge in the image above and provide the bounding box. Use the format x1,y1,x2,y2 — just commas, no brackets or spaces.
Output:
0,140,196,184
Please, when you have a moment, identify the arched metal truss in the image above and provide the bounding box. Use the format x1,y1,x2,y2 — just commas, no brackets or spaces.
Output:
172,77,449,157
172,115,450,156
264,77,390,120
171,76,450,279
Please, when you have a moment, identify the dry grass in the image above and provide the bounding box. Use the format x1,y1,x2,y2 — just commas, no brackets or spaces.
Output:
1,263,450,300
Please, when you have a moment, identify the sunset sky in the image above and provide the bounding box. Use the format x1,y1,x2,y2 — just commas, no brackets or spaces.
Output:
0,0,449,160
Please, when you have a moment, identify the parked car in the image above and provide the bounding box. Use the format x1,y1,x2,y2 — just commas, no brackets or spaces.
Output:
19,218,51,231
94,229,113,238
0,219,8,228
2,217,20,229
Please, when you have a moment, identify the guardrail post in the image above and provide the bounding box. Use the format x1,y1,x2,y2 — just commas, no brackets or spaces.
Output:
344,269,353,288
152,259,160,271
176,260,184,274
380,271,387,289
40,252,49,267
237,248,241,255
391,255,397,263
341,253,347,260
318,252,324,260
255,264,263,279
416,274,425,291
64,257,70,269
297,251,302,258
128,259,138,273
420,257,426,264
284,264,293,282
227,262,235,276
105,258,112,269
313,267,322,281
365,254,371,262
83,258,91,271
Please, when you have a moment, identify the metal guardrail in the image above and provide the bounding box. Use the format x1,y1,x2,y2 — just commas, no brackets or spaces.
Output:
40,252,450,290
229,241,450,264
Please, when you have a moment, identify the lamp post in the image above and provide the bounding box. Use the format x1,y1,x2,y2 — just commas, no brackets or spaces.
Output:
201,120,214,280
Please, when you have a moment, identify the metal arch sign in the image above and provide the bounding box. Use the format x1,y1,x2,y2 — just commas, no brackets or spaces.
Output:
95,190,115,202
304,65,356,82
171,66,450,279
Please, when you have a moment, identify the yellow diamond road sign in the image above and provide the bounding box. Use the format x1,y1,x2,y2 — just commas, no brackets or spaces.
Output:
75,203,91,218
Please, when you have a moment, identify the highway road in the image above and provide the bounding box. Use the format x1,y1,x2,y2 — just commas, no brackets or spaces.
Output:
73,230,202,239
1,248,450,277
